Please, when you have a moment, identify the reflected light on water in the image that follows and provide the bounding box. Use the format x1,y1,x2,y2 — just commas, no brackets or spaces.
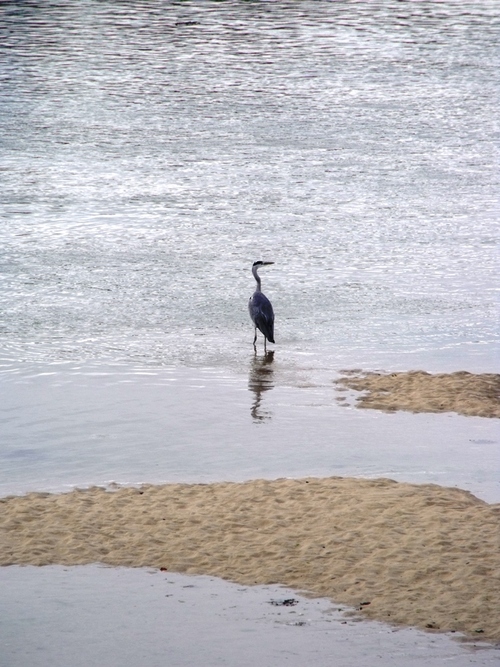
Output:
0,0,498,501
0,0,498,373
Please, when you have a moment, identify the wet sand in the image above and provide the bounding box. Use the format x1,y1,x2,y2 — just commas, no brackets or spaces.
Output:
1,477,499,643
335,371,500,418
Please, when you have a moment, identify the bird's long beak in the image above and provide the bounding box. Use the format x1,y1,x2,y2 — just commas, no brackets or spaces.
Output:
262,261,274,266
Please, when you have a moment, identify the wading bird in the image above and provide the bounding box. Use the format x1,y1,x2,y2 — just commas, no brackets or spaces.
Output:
249,261,275,350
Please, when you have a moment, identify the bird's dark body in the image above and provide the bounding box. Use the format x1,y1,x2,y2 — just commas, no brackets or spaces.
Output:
249,261,275,349
249,291,275,344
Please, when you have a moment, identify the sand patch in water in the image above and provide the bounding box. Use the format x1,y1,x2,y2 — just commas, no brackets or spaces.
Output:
1,476,499,642
335,371,500,418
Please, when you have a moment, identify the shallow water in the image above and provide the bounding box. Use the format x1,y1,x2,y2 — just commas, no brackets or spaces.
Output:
1,361,499,502
2,566,498,667
1,0,498,373
0,0,498,497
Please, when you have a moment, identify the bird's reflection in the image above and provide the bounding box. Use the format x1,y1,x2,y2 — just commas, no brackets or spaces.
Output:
248,350,275,423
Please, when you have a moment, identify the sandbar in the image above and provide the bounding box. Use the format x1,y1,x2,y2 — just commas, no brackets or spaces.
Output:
335,370,500,418
1,476,499,642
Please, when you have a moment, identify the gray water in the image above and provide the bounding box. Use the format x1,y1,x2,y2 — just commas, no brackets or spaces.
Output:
1,0,499,493
1,2,499,663
2,566,499,667
1,0,498,372
1,0,499,491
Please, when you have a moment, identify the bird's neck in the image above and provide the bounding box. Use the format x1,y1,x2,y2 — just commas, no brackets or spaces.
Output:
252,266,262,292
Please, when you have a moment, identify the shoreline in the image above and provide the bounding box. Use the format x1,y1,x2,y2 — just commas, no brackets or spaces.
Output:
1,476,499,643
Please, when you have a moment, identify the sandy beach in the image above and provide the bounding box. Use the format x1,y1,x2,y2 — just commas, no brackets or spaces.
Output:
1,476,499,643
335,371,500,418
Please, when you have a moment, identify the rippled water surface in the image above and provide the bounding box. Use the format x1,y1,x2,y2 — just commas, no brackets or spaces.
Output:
0,1,499,494
2,0,498,370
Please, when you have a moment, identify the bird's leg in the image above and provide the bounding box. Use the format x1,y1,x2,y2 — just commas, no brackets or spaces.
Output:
264,336,267,352
253,328,257,348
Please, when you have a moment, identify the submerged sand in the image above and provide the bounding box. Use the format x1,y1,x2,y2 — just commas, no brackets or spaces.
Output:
1,477,499,642
335,371,500,418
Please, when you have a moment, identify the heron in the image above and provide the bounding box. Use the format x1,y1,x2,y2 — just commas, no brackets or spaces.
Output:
249,261,275,350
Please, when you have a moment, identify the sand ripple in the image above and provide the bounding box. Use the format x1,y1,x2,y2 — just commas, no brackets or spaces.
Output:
335,371,500,418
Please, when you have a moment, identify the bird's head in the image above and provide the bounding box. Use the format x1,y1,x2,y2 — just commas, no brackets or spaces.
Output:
252,261,274,267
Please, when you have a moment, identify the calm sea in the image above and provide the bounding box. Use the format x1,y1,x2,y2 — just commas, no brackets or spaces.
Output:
1,0,498,499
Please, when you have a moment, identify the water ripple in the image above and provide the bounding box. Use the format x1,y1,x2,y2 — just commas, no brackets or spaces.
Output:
0,0,498,372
